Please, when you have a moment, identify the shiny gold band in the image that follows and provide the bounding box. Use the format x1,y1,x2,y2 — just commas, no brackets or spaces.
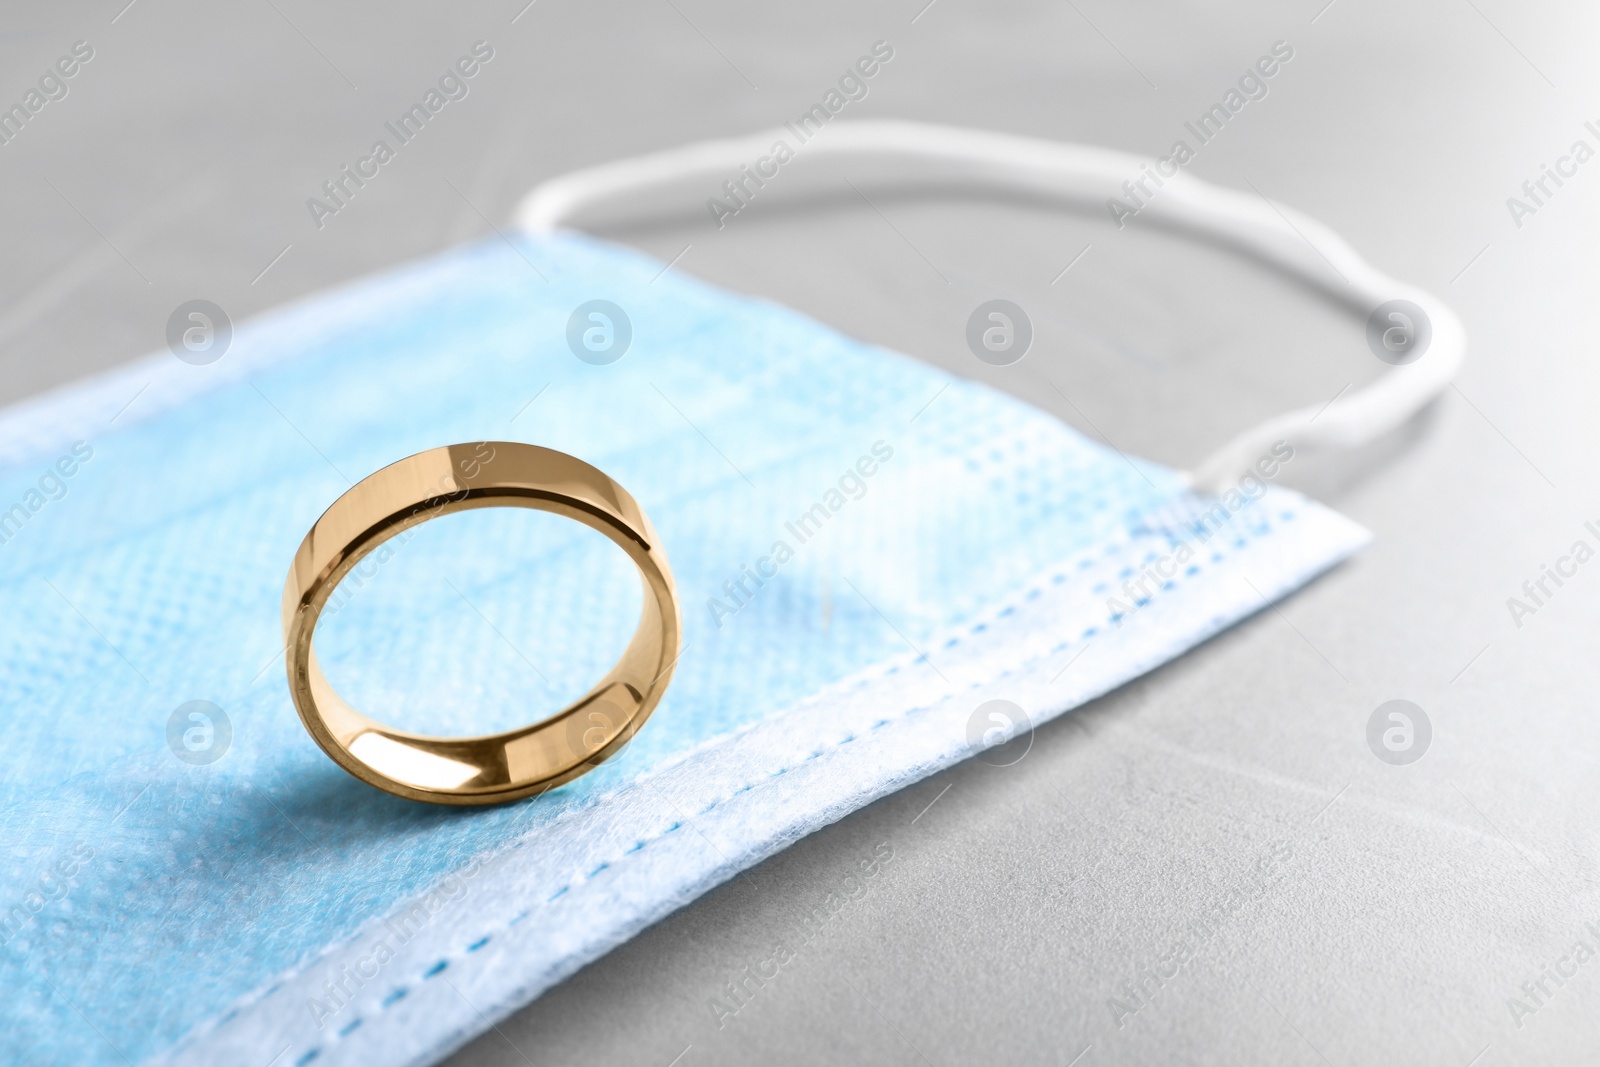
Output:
280,442,681,806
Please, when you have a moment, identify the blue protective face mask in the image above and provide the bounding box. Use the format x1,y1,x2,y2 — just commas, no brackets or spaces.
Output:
0,122,1458,1067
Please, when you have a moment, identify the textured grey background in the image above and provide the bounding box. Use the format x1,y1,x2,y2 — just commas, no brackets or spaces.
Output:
5,0,1599,1064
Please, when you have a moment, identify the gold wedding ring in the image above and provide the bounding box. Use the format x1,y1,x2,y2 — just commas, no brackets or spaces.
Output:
281,442,681,805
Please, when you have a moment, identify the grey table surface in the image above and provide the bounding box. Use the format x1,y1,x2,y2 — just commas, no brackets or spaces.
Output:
5,0,1599,1064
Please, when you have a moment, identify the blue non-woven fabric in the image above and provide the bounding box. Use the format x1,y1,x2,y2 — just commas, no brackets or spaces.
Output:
0,231,1367,1066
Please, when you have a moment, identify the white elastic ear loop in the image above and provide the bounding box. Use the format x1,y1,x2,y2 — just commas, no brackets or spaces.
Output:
513,119,1463,494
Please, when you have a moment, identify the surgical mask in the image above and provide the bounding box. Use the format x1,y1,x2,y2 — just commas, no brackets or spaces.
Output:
0,121,1460,1067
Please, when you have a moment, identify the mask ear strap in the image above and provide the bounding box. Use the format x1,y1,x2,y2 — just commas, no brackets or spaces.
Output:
514,120,1463,494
